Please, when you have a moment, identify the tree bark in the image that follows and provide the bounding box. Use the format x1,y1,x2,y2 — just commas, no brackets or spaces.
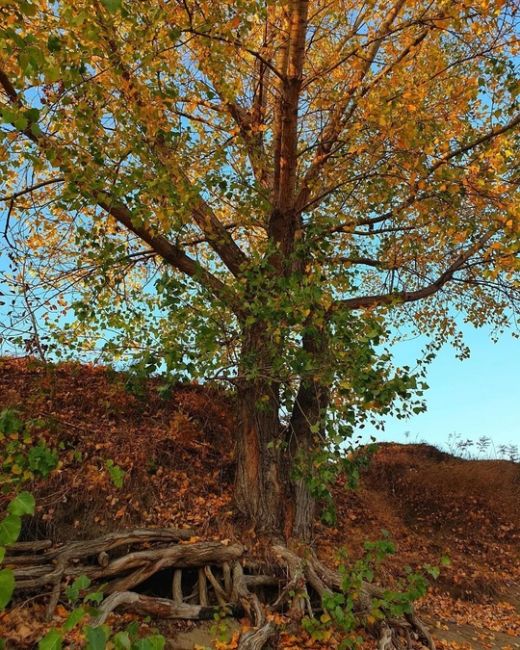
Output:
234,324,286,538
287,329,330,542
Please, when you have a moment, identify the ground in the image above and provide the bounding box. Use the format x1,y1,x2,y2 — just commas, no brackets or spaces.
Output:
0,357,519,649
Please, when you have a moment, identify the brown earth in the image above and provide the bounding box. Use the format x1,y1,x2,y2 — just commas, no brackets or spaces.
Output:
0,357,519,649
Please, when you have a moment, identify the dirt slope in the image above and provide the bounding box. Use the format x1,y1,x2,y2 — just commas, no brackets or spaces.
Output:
0,357,519,649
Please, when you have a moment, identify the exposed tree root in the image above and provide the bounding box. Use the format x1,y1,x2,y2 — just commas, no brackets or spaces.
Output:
92,591,236,625
6,531,435,648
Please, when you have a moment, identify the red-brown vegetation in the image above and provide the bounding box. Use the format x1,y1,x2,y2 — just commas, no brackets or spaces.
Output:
1,357,519,649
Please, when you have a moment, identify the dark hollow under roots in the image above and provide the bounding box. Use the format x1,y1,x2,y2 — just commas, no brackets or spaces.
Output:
5,530,435,650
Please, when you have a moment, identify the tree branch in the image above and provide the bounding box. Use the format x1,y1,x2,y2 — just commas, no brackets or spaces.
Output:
95,25,249,278
334,230,496,311
97,198,241,312
0,178,65,202
0,67,241,314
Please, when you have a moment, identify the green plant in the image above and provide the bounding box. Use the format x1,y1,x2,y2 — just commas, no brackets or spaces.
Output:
0,491,36,611
105,459,126,489
0,408,59,488
27,443,59,477
210,606,234,645
37,577,166,649
303,534,443,649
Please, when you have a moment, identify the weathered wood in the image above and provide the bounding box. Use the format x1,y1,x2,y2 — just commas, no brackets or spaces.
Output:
98,551,109,567
93,591,227,626
172,569,183,605
46,556,66,620
105,542,244,594
6,528,195,565
223,561,232,598
237,622,278,650
8,529,244,620
244,575,281,589
204,565,227,607
198,568,208,606
5,540,52,553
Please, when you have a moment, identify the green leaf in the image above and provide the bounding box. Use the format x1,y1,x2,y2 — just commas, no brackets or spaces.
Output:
126,621,139,640
0,514,21,546
84,590,104,604
47,35,62,52
20,1,37,16
105,460,125,488
0,409,22,434
63,606,86,631
31,122,43,137
425,565,440,579
65,574,91,602
8,492,35,516
168,27,182,42
0,548,5,563
0,568,15,609
38,630,63,650
133,636,165,650
13,116,28,131
85,625,108,650
112,631,131,650
101,0,122,12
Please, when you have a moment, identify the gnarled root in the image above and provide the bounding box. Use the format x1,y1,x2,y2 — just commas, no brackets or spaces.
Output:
236,544,435,650
234,562,279,649
9,531,434,649
238,622,279,650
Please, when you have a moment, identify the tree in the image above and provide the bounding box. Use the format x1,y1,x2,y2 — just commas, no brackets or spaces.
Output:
0,0,519,642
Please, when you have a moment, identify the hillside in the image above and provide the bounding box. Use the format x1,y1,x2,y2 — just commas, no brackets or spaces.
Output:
0,357,519,649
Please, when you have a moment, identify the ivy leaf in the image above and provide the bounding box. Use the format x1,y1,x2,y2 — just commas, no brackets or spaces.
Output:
8,491,35,517
85,625,109,650
38,630,63,650
0,514,21,546
0,569,15,610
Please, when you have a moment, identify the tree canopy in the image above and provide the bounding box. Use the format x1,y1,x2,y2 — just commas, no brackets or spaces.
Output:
1,0,519,539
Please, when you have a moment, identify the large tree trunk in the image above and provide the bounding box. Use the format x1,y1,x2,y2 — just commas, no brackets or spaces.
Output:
287,328,331,542
288,380,329,542
233,323,330,543
234,325,287,539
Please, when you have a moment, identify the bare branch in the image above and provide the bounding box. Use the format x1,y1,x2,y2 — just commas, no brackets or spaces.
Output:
0,178,65,203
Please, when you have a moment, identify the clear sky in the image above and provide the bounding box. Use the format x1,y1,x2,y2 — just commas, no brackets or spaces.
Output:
371,323,519,450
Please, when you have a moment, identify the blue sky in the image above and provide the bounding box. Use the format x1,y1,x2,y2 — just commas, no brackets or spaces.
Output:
372,324,519,450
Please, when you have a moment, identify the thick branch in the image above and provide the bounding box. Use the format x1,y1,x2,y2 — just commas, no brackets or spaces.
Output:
0,67,241,313
97,25,249,278
268,1,309,265
98,199,240,311
334,230,495,311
